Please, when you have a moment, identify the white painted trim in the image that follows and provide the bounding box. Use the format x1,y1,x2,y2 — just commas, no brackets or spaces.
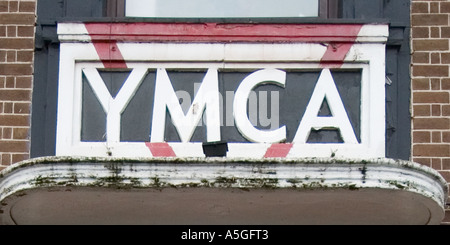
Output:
56,44,102,155
356,24,389,43
57,23,91,42
57,23,389,44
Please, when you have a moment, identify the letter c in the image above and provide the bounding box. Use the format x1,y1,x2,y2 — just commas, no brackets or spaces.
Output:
233,69,286,143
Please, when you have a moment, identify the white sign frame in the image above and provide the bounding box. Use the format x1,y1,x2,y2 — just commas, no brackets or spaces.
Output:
56,23,388,158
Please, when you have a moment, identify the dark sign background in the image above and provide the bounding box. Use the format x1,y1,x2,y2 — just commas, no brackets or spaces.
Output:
81,69,361,144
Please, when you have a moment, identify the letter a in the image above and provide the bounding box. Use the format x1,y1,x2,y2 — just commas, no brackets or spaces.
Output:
293,69,358,144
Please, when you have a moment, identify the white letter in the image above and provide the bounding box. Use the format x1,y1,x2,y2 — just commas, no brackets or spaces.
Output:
151,68,221,143
293,69,358,144
82,67,148,144
233,69,286,143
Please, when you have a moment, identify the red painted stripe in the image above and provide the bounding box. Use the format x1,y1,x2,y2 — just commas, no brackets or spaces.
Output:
84,22,365,43
84,23,363,68
320,43,354,68
264,143,293,158
145,142,176,157
319,25,363,68
85,24,127,69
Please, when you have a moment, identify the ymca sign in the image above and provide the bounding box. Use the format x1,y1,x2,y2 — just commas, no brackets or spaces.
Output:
56,22,388,158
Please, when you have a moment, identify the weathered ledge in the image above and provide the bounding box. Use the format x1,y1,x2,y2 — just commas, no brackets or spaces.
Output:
0,156,447,225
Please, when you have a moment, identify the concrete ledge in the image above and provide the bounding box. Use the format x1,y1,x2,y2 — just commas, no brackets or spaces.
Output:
0,156,447,225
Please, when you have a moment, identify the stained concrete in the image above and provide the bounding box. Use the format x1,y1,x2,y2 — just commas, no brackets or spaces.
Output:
0,187,439,225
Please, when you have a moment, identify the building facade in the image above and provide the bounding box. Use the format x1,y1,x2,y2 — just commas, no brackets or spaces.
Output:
0,0,34,169
411,1,450,209
0,0,449,225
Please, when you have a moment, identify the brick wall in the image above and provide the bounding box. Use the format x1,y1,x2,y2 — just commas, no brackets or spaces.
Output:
411,0,450,224
0,0,35,171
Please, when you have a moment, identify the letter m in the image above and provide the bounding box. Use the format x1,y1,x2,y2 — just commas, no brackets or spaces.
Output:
150,68,221,143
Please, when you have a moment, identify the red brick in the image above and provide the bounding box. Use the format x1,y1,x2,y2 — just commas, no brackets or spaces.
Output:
413,157,431,166
413,65,449,77
414,105,430,116
413,131,431,143
442,27,450,38
432,131,442,143
17,26,34,37
431,78,441,89
443,158,450,169
12,153,28,163
412,27,429,38
430,2,439,13
431,53,441,64
6,50,16,62
412,78,430,90
413,144,450,157
412,14,448,26
15,77,32,88
5,77,14,88
0,13,35,25
441,2,450,13
442,53,450,64
13,102,30,114
2,127,12,139
430,27,440,38
0,64,32,76
432,104,441,116
0,140,28,153
0,51,5,63
0,38,33,49
413,39,449,51
1,154,11,165
412,2,429,13
3,102,12,113
16,50,33,62
13,128,29,140
19,2,35,13
444,132,450,143
431,163,443,172
7,26,16,37
443,105,450,116
431,158,442,171
413,118,450,130
0,2,8,12
0,115,30,126
0,89,31,101
443,78,450,89
413,91,449,103
0,26,5,37
9,1,18,12
413,52,429,64
439,171,450,183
